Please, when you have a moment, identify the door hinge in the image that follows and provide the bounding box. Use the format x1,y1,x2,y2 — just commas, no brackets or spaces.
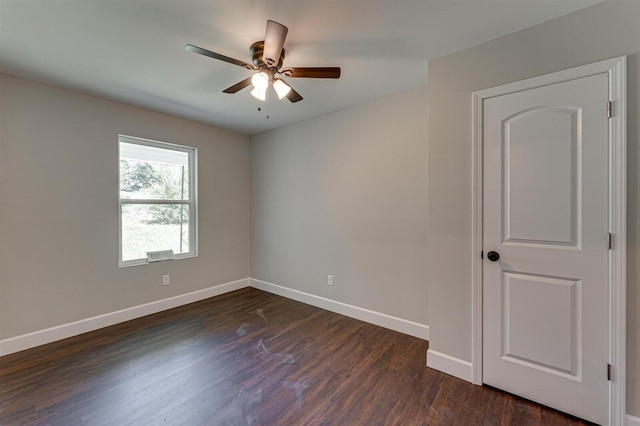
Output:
607,101,613,118
607,232,613,250
481,251,484,259
607,364,613,381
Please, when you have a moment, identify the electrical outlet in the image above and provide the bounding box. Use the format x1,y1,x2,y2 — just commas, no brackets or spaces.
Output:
327,275,334,286
163,275,170,286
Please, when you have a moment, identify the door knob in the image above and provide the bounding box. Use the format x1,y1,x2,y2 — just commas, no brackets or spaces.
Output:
487,251,500,262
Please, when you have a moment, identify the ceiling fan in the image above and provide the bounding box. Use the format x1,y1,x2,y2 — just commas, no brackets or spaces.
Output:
186,20,341,103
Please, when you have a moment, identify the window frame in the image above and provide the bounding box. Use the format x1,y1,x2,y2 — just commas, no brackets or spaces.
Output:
118,134,198,267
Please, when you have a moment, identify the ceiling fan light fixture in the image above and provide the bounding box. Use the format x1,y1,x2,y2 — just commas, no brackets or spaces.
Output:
251,72,269,90
273,78,292,99
250,86,267,101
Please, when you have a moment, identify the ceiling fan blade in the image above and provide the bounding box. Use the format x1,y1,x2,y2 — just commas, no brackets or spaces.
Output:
185,44,253,69
281,67,341,79
286,85,303,103
263,20,288,67
222,77,253,94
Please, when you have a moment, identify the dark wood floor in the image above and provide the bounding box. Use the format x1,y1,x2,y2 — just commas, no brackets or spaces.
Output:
0,288,594,425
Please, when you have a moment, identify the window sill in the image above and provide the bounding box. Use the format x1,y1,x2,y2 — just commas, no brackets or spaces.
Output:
118,253,197,268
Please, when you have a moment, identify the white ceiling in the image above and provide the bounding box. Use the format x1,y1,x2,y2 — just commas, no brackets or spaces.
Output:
0,0,604,135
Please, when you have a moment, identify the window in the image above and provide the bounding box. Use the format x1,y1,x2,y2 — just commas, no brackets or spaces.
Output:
119,135,197,266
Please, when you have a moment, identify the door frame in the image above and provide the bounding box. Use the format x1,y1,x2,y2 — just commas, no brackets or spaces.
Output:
470,56,626,425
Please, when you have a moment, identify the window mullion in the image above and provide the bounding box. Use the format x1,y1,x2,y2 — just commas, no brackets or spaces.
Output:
120,199,189,205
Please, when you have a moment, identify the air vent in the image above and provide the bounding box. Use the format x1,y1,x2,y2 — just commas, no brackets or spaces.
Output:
146,250,175,263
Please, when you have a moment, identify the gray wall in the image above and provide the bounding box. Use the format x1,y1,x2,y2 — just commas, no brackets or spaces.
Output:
5,0,637,415
427,0,640,416
251,87,429,325
0,73,251,339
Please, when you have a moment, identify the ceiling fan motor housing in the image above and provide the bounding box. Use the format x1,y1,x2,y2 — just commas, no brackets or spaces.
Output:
250,41,285,71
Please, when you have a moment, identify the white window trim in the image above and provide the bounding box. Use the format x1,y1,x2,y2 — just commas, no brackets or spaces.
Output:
118,134,198,267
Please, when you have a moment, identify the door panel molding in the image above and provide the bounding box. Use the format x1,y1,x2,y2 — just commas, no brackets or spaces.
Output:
501,272,582,380
471,56,626,425
502,106,581,247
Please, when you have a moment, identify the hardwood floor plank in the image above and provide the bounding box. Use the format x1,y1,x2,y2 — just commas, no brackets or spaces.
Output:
0,288,595,425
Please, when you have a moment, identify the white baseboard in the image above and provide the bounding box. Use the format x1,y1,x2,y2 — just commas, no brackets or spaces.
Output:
1,277,429,357
426,349,473,382
249,278,429,340
425,349,640,424
0,278,250,357
628,414,640,426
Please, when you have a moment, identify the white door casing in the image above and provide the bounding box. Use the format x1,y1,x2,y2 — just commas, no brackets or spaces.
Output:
471,57,626,425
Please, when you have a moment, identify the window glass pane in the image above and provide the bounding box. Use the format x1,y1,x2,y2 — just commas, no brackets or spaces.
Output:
120,142,188,166
120,158,190,200
121,204,190,262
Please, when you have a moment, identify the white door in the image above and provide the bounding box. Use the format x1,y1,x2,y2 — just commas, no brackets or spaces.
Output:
482,72,609,424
